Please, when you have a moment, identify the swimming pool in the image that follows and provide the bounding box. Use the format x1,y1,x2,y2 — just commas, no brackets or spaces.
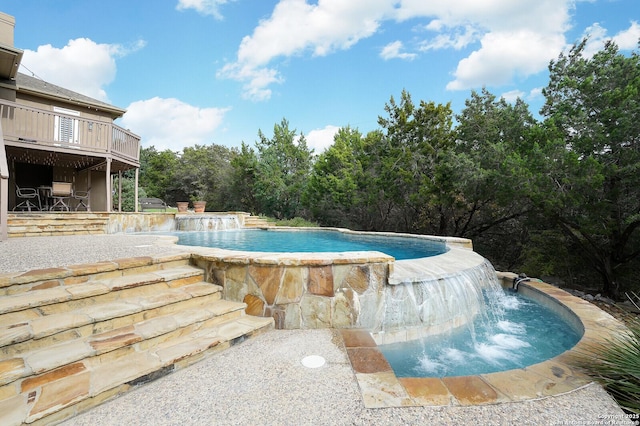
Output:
169,228,448,260
379,289,582,377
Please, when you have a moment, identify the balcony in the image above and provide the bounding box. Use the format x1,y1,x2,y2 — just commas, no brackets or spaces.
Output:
0,98,140,167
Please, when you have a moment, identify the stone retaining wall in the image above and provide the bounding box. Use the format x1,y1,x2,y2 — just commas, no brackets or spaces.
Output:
191,250,393,330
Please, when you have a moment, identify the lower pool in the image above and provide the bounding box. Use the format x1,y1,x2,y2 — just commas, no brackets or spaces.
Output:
378,289,582,377
169,228,447,260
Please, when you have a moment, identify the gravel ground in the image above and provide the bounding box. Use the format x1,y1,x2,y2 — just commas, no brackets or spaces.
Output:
61,329,635,426
1,235,635,425
0,234,189,274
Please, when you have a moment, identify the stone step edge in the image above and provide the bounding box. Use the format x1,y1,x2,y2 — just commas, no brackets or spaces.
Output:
0,264,205,316
0,252,194,290
16,315,274,424
0,297,246,388
9,226,109,233
0,281,222,349
9,219,110,225
9,225,109,231
8,231,107,238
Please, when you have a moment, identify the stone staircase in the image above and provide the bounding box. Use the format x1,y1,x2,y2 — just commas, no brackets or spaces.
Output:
0,254,274,425
241,214,272,228
7,213,110,237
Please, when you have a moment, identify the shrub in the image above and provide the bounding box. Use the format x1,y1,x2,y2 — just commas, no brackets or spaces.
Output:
274,216,319,227
573,319,640,414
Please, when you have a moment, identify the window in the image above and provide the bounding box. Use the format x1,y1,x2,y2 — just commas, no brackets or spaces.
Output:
53,107,80,144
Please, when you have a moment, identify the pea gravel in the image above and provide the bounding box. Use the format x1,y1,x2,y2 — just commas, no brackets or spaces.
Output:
0,234,189,274
61,329,634,426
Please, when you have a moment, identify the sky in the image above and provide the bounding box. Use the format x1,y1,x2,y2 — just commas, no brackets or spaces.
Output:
3,0,639,153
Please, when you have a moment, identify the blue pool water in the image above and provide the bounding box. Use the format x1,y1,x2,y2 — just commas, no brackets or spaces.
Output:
379,290,582,377
169,229,447,260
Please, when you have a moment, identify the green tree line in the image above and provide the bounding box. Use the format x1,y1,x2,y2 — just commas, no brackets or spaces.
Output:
137,40,640,299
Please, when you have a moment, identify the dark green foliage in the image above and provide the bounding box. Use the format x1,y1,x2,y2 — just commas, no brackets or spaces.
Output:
178,144,237,210
303,126,369,229
252,119,314,220
537,39,640,298
139,147,181,203
139,144,238,211
113,177,147,212
273,217,319,227
228,143,259,213
573,320,640,414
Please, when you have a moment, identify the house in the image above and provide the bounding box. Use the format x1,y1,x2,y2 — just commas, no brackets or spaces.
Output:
0,11,141,240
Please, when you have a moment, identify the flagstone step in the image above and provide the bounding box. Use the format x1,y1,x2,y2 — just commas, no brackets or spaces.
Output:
0,253,195,296
7,213,111,238
0,282,222,357
0,297,243,386
242,216,272,228
0,265,204,317
0,255,275,425
6,313,274,424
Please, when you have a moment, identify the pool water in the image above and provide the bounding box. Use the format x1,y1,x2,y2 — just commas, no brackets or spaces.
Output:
379,290,581,377
170,229,447,260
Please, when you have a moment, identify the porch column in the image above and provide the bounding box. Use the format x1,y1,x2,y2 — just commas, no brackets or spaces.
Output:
105,158,112,212
0,176,6,241
1,125,9,241
117,170,122,212
134,167,139,213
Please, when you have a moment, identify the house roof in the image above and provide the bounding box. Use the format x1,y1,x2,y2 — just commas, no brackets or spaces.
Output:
15,72,127,118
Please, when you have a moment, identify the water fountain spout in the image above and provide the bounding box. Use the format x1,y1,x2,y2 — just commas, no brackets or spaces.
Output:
175,214,241,231
511,273,530,292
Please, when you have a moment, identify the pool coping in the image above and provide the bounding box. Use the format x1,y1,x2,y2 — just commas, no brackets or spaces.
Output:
340,276,629,408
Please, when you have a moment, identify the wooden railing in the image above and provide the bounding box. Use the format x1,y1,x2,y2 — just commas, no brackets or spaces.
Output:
1,121,9,241
0,99,140,164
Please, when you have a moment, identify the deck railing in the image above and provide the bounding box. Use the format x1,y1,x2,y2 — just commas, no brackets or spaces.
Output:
0,99,140,164
1,121,9,241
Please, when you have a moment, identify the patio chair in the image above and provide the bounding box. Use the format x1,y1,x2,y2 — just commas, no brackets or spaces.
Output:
13,186,41,211
50,182,73,211
73,190,90,211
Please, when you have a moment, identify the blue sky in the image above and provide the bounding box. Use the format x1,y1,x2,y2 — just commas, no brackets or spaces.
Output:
4,0,639,152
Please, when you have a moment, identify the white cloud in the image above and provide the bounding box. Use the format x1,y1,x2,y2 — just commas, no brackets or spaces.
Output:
380,41,417,60
528,87,543,100
21,38,144,102
176,0,236,19
216,62,283,102
306,125,340,152
218,0,395,101
582,21,640,57
220,0,631,99
395,0,571,91
419,24,479,51
446,30,565,90
396,0,570,33
614,21,640,49
500,90,525,103
121,97,230,151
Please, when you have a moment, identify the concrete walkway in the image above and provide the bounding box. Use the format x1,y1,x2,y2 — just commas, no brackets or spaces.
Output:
0,235,634,425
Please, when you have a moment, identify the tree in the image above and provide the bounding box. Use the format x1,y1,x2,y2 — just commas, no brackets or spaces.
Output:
537,39,640,298
451,89,538,269
229,142,259,213
304,126,367,228
139,147,181,204
253,119,314,219
178,144,236,211
113,177,147,212
376,90,455,233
